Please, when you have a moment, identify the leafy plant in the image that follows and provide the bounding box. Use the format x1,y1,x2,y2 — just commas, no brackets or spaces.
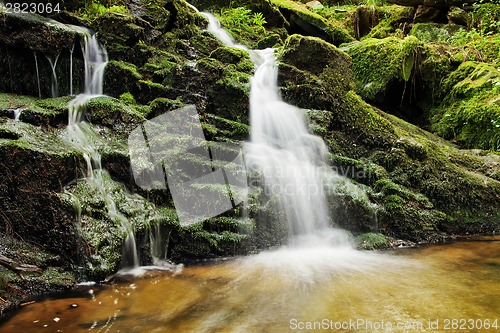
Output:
217,7,269,47
78,2,129,21
251,12,267,26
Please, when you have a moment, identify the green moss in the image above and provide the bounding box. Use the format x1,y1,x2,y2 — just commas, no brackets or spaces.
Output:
119,92,136,105
271,0,328,27
209,46,253,73
104,60,143,98
0,93,36,109
69,170,174,279
269,0,354,45
140,49,180,86
411,23,465,43
204,113,250,140
362,5,413,39
148,97,184,119
470,3,500,36
357,232,389,250
85,96,146,131
346,36,421,101
431,62,500,150
215,7,270,48
77,3,130,21
0,118,77,156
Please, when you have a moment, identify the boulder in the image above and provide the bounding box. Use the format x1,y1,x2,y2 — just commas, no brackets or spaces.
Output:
0,12,81,54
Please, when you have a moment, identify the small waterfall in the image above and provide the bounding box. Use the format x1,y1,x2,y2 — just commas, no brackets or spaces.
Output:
33,52,41,98
46,52,61,98
69,43,74,95
149,224,171,265
66,30,139,269
201,13,349,245
13,108,22,121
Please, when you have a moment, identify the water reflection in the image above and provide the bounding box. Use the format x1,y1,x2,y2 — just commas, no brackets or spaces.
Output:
1,238,498,332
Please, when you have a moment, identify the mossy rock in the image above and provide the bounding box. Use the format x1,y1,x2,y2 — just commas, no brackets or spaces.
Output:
270,0,354,45
357,232,390,250
345,36,422,102
280,34,352,79
362,5,414,39
0,119,82,264
85,96,147,137
104,60,143,98
148,97,185,119
0,11,80,55
203,113,250,141
209,47,254,73
67,170,172,279
430,61,500,150
195,56,251,123
410,23,465,43
94,11,147,51
0,94,71,127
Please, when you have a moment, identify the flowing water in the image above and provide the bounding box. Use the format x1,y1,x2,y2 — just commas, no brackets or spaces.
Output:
204,12,345,243
0,238,498,332
46,52,60,98
65,30,139,269
2,11,497,333
33,51,41,98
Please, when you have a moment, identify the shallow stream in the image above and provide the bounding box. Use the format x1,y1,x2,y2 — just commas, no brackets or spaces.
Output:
1,236,498,332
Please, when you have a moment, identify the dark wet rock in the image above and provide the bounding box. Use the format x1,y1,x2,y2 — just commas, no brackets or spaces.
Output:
447,6,468,25
354,5,379,39
414,5,447,23
0,12,81,55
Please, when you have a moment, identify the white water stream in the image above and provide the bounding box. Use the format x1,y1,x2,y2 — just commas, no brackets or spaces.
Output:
65,29,139,269
202,12,346,244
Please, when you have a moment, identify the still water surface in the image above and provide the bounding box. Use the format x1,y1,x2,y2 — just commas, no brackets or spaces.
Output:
1,237,498,332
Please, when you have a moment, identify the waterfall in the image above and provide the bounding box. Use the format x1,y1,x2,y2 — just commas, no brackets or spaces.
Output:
201,13,349,245
46,51,60,98
33,51,41,98
66,30,139,269
69,43,74,96
13,108,22,121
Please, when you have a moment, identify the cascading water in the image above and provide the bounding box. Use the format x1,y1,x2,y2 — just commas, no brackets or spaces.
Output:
66,29,139,269
33,51,41,98
69,43,74,96
201,12,348,245
46,52,60,98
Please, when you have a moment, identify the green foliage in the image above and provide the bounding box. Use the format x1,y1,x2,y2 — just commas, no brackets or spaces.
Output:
217,7,268,47
119,92,135,105
357,233,389,250
78,2,129,21
431,61,500,151
251,12,267,26
346,36,421,101
471,3,500,35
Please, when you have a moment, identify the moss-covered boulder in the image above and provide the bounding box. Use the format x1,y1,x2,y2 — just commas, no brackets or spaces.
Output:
0,118,82,260
270,0,354,45
345,36,421,102
410,23,465,43
0,11,80,54
430,61,500,150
